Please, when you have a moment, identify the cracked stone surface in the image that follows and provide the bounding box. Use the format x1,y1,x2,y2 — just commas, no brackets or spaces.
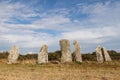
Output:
73,40,82,62
8,45,19,64
60,39,72,63
38,45,48,64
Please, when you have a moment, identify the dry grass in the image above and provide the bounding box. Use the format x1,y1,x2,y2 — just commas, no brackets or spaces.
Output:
0,60,120,80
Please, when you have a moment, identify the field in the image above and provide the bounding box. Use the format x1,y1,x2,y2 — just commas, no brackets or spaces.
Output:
0,60,120,80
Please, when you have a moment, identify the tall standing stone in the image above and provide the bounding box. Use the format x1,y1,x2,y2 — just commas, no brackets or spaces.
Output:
38,45,48,64
95,46,112,63
73,40,82,62
60,39,72,63
8,45,19,64
95,46,104,63
103,48,112,61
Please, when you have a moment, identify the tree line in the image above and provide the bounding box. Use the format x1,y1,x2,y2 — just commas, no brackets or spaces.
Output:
0,50,120,61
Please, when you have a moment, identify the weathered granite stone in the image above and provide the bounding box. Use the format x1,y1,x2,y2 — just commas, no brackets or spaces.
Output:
60,39,72,63
38,45,48,64
73,40,82,62
95,46,112,63
95,46,104,63
103,48,112,61
8,45,19,64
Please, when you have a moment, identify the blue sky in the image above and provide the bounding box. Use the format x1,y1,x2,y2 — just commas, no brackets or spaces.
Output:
0,0,120,54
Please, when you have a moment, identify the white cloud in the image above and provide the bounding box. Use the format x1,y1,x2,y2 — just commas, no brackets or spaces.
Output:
78,1,120,27
61,26,119,43
0,16,71,31
32,15,70,29
0,1,120,53
0,2,25,23
0,30,57,48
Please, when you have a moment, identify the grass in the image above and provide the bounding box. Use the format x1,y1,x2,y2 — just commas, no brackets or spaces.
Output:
0,60,120,80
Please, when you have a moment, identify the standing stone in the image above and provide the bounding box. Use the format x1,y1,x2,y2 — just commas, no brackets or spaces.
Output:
95,46,104,63
38,45,48,64
103,48,112,61
95,46,112,63
60,39,72,63
8,45,19,64
73,40,82,62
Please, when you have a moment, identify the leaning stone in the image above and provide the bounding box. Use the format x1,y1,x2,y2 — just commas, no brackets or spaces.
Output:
73,40,82,62
95,46,104,63
60,39,72,63
103,48,112,61
38,44,48,64
8,45,19,64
